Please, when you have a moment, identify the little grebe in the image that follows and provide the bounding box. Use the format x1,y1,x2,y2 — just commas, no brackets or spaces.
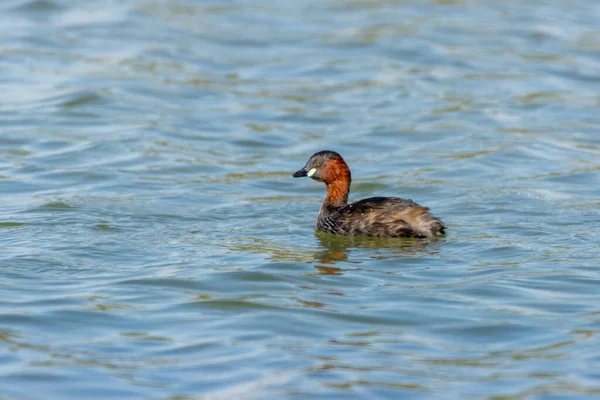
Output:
293,150,445,238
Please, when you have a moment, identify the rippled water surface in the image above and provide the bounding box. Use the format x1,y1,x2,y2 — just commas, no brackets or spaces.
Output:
2,0,600,398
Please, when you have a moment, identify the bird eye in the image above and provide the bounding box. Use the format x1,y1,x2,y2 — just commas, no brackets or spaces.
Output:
315,163,322,168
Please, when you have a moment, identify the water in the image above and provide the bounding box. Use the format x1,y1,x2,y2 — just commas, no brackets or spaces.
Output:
1,0,600,398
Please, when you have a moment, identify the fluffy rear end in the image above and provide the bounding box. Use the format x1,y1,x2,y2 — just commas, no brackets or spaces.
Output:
411,207,446,237
401,206,445,238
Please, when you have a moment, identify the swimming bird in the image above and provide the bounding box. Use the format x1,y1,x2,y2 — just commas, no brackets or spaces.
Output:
293,150,445,238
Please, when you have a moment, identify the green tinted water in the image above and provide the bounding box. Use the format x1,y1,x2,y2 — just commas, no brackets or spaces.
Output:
1,0,600,399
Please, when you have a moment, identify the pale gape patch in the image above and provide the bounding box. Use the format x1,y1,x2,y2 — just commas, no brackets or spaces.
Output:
307,168,317,177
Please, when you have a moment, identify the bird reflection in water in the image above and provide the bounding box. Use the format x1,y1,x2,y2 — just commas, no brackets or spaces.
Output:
313,231,441,275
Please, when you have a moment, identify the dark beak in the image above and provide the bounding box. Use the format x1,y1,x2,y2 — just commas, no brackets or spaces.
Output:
293,168,308,178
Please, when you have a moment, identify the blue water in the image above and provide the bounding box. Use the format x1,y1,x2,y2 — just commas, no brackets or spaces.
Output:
1,0,600,398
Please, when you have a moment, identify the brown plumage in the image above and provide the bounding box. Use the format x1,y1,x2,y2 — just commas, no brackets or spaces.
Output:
292,150,445,238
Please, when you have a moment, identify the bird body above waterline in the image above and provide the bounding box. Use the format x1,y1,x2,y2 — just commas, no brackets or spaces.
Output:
293,150,445,238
